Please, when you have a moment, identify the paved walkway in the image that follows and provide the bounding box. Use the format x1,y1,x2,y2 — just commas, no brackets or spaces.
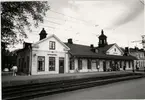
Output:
2,71,126,82
2,71,144,87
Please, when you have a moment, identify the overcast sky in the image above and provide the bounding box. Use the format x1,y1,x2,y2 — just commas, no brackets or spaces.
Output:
15,0,144,50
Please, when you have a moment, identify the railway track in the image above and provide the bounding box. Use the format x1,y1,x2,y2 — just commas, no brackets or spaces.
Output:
2,73,144,100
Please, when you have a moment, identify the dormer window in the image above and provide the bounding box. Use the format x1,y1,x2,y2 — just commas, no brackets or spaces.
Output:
100,40,102,44
49,41,55,50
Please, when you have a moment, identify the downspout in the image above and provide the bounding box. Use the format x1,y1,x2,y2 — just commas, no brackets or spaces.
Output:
28,46,32,75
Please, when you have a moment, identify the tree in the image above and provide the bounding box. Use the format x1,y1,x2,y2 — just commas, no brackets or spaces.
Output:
1,1,50,45
140,0,145,5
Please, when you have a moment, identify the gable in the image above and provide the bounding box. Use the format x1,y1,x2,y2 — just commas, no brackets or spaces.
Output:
32,34,70,51
106,44,123,56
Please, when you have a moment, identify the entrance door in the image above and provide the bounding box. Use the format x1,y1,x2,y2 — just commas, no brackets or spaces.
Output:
59,57,64,73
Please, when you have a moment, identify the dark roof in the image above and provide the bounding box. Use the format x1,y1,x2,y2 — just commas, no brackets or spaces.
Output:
95,44,114,54
65,43,95,56
65,43,137,60
16,42,32,53
129,48,145,52
120,47,125,52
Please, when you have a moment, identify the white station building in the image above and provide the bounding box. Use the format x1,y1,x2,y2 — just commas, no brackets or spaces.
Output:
17,28,137,75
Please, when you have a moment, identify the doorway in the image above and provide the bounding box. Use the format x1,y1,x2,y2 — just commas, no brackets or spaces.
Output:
59,57,64,73
103,61,106,72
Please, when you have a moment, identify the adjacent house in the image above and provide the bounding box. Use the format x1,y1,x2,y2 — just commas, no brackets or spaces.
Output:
17,28,137,75
129,47,145,70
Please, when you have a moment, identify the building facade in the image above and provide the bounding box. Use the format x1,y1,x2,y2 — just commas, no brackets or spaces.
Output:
17,28,70,75
17,29,137,75
129,47,145,70
65,30,136,73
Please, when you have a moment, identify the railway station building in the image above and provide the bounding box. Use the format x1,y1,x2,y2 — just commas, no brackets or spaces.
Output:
65,30,136,73
17,28,70,75
17,28,137,75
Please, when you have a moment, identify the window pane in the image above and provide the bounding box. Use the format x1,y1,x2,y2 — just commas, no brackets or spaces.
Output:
78,59,82,70
49,57,55,71
87,59,91,69
38,56,45,71
70,59,74,70
49,41,55,50
96,60,99,69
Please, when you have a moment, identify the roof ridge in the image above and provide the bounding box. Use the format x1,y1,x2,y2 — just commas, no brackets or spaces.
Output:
64,42,90,47
108,43,115,45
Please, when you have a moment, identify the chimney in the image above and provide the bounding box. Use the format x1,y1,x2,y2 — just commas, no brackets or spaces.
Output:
68,38,73,44
90,44,94,48
134,46,139,50
39,28,47,40
124,47,129,56
90,44,95,52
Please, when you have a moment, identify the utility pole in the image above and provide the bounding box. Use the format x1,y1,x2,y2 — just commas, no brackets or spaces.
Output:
131,35,145,50
141,35,145,50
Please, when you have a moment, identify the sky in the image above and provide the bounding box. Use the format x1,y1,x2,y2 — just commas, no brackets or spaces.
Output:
10,0,145,50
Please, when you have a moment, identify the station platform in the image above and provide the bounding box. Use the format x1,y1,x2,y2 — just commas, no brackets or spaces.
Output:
2,71,143,87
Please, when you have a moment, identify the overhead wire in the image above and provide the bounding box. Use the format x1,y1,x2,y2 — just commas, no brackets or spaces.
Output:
46,10,100,37
27,8,100,35
48,9,99,27
27,9,100,37
139,0,145,5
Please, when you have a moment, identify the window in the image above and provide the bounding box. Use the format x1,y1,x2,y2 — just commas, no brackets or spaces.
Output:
142,53,144,58
96,60,99,69
78,59,82,70
24,62,26,68
120,61,122,68
114,48,116,52
38,56,45,71
95,49,98,53
49,41,55,50
87,59,91,69
100,40,102,44
49,57,55,71
129,61,131,68
70,59,74,70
